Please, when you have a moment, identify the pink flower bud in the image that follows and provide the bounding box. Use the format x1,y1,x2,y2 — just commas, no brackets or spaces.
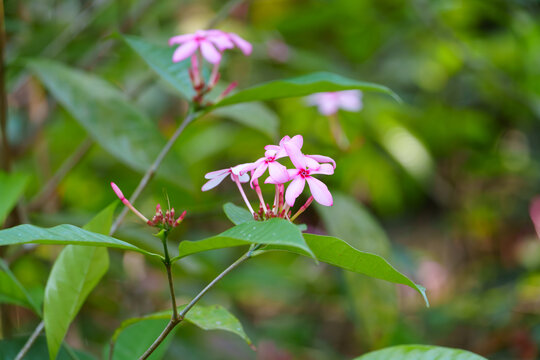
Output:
111,182,129,206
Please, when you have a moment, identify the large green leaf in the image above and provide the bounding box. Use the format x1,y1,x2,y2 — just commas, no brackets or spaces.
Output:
212,102,279,139
316,193,397,347
110,304,252,354
213,72,400,108
0,259,41,315
172,218,314,262
122,35,193,99
27,59,191,190
44,204,115,360
263,234,428,306
353,345,487,360
0,224,161,258
0,172,28,225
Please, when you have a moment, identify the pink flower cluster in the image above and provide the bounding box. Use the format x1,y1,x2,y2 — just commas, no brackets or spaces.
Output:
169,29,252,105
202,135,335,221
111,183,186,230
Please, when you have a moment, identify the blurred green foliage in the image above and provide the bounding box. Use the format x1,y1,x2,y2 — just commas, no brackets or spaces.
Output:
2,0,540,359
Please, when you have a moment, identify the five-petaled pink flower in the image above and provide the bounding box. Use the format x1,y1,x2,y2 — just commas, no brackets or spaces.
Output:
306,90,363,116
282,141,334,207
169,29,251,64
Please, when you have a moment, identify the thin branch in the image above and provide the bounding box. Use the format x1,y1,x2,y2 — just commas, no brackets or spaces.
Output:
28,137,94,211
109,112,195,235
138,318,179,360
178,252,250,319
14,321,44,360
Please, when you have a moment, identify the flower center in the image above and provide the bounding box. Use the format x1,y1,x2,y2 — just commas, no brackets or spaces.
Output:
299,168,309,178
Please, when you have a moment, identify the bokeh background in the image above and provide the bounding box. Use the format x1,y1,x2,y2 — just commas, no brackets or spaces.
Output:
2,0,540,359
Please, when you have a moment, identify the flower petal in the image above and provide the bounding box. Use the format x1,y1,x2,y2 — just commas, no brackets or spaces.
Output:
289,135,303,149
264,144,281,152
208,32,234,51
318,99,339,116
284,142,307,169
204,168,230,179
268,162,289,183
264,176,282,185
169,34,195,46
306,177,333,206
232,162,258,176
172,41,199,63
228,33,252,55
338,90,363,111
305,157,320,170
306,154,336,169
251,162,268,182
285,177,305,207
200,40,222,64
310,163,334,175
201,172,229,191
238,173,250,183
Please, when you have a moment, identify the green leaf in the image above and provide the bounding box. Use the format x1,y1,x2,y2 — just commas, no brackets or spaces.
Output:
0,172,28,225
122,35,194,99
316,193,397,346
44,203,116,360
264,234,428,306
213,72,400,108
212,102,279,138
173,218,314,262
0,224,161,258
223,202,253,225
27,59,191,190
0,260,41,315
353,345,487,360
110,303,252,358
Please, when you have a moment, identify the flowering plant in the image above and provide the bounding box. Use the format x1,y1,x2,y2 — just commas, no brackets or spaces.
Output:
0,19,463,360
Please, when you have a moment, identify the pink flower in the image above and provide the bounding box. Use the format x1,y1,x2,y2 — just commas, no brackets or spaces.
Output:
169,29,251,64
265,135,336,170
282,142,334,207
306,90,363,116
201,165,250,191
250,135,303,185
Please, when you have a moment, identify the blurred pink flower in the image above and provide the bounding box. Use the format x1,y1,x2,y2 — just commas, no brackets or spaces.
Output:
306,90,363,116
282,142,334,207
266,38,290,63
169,29,251,64
530,196,540,238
